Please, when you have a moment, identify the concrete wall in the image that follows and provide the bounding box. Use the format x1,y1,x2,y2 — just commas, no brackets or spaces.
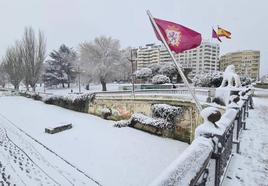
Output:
88,95,202,143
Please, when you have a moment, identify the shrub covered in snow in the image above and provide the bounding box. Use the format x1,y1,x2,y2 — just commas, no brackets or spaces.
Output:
148,63,162,76
152,74,170,84
113,120,131,128
100,108,112,119
135,68,152,80
44,93,93,112
212,97,226,106
240,75,252,86
158,63,178,81
131,113,173,129
152,104,182,123
192,71,223,87
19,91,43,101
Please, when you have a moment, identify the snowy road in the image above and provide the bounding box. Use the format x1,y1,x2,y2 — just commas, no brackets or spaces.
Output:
223,89,268,186
0,96,188,186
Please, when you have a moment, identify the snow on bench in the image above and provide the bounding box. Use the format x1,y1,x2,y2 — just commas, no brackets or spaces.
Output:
45,123,72,134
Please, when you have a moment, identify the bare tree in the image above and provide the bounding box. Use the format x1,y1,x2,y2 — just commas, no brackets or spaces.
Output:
0,63,9,88
80,36,121,91
21,27,46,91
2,43,24,90
114,48,132,82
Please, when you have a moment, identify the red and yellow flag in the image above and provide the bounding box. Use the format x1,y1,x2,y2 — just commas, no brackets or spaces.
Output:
217,27,231,39
212,28,222,42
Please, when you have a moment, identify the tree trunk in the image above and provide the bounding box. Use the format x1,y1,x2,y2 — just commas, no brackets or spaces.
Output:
62,83,65,88
101,81,107,91
14,83,19,90
30,83,36,92
176,73,182,83
68,82,70,88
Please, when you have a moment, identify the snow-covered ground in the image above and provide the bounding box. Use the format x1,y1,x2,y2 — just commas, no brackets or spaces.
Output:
1,88,267,185
0,96,188,186
33,83,123,95
222,88,268,186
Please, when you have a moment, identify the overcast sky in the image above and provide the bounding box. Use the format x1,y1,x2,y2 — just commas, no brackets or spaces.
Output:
0,0,267,75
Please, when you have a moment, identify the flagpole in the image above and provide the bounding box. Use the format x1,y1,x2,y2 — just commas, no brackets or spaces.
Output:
146,10,202,112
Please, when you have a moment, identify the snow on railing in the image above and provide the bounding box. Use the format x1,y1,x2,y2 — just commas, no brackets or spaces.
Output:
92,88,213,97
150,93,252,186
150,137,213,186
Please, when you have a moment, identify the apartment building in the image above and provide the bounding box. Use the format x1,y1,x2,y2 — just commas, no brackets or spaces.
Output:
219,50,260,80
136,44,161,70
135,41,220,76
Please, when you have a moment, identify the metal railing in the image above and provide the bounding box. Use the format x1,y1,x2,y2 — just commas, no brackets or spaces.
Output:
152,94,252,186
91,88,213,97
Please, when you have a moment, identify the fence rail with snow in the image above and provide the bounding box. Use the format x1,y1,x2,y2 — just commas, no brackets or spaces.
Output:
151,93,252,186
92,88,214,97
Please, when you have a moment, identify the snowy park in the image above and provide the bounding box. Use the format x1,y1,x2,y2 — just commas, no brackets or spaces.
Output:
0,94,189,186
0,1,267,185
0,86,267,185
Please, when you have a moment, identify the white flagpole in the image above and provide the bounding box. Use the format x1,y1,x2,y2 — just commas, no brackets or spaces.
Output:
146,10,202,112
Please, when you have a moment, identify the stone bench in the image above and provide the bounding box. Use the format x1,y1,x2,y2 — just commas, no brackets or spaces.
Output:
45,123,72,134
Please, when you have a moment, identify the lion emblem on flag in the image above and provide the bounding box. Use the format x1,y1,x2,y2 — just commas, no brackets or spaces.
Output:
165,26,181,47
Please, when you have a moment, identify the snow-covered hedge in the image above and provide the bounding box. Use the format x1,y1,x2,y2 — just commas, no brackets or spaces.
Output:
192,71,223,87
158,63,178,79
152,75,170,84
44,93,94,112
19,91,43,101
114,120,130,128
152,104,182,123
240,75,252,86
135,68,152,80
100,107,112,119
132,113,173,129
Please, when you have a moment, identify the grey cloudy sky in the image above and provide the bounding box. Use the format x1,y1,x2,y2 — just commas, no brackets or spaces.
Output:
0,0,267,75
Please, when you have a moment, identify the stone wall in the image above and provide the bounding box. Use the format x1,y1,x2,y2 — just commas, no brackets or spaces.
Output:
88,95,203,143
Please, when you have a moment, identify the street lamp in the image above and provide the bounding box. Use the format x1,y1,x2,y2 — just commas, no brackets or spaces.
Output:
128,49,137,98
78,65,81,94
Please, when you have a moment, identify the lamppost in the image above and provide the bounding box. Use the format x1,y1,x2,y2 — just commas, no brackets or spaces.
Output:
78,65,81,94
128,49,136,98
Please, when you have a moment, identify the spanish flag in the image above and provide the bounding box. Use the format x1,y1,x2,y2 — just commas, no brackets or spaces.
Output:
212,28,221,42
217,27,231,39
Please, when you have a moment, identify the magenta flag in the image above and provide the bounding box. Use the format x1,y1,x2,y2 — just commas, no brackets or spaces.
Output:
152,18,202,53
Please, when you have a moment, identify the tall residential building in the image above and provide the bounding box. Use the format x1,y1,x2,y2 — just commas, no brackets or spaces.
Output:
219,50,260,80
136,44,161,70
175,41,220,75
135,41,220,76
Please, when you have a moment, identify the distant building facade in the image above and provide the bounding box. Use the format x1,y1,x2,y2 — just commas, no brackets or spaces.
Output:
219,50,260,80
136,44,161,70
135,41,220,76
175,41,220,75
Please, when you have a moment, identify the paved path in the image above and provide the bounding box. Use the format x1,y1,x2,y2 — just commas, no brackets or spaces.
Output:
223,89,268,186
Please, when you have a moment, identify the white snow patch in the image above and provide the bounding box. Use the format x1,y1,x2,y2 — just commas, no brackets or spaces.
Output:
150,137,213,186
